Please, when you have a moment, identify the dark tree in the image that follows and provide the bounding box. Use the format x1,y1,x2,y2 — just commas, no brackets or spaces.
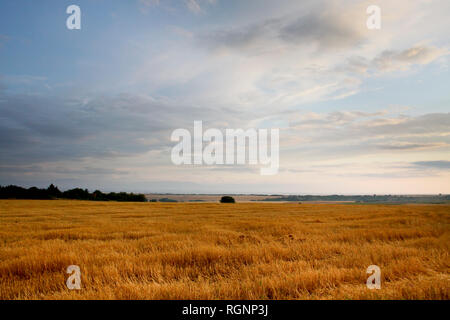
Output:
220,196,235,203
0,184,147,202
47,184,62,198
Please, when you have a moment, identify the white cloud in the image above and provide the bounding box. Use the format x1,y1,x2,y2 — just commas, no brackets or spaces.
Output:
185,0,202,14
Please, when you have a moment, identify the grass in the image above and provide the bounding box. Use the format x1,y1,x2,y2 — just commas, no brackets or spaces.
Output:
0,200,449,300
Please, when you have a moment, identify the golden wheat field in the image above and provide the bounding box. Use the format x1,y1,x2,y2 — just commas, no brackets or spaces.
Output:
0,200,449,300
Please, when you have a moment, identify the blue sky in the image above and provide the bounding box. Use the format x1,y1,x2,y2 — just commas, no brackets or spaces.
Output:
0,0,449,194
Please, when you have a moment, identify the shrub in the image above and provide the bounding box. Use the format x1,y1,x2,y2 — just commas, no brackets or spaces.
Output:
220,196,235,203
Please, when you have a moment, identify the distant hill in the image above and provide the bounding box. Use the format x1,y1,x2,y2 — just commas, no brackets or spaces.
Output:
259,194,450,204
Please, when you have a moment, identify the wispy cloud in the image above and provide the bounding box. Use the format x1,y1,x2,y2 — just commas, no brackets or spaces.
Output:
340,46,449,75
199,8,365,53
185,0,202,14
137,0,160,14
138,0,216,14
374,46,448,72
413,161,450,169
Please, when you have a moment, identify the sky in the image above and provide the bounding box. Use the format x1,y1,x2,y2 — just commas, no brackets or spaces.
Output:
0,0,449,194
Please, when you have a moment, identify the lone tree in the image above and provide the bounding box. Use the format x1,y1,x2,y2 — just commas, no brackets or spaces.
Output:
220,196,235,203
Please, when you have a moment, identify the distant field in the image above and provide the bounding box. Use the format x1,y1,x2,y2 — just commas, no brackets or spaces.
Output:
145,194,281,202
0,200,449,300
144,194,450,204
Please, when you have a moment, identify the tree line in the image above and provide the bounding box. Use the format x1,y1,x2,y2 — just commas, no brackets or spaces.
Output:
0,184,147,202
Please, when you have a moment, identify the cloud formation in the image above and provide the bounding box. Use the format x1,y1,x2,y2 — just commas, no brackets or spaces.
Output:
341,46,448,75
1,0,449,193
200,7,365,54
